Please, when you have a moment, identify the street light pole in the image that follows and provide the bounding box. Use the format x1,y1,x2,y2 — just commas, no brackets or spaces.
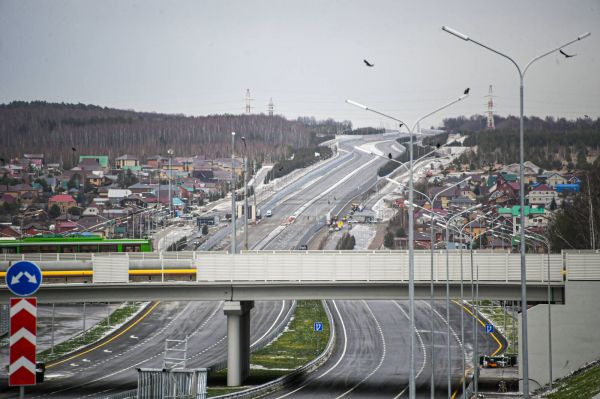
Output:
388,176,471,399
442,26,590,396
242,137,249,251
231,132,237,254
167,149,174,220
347,93,468,398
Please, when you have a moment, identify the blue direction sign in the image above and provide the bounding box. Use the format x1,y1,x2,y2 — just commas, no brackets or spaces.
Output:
6,261,42,297
485,324,494,334
313,322,323,332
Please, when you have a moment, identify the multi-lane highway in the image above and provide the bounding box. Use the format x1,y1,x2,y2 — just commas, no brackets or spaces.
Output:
1,133,502,398
0,300,293,398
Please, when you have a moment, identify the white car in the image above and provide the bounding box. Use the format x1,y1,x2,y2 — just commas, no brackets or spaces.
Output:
266,210,272,217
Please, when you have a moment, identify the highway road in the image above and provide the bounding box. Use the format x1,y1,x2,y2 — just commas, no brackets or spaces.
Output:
219,133,503,398
0,133,502,397
0,300,293,398
263,300,503,398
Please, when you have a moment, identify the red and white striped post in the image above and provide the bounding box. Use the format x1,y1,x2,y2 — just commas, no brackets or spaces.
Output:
9,297,37,388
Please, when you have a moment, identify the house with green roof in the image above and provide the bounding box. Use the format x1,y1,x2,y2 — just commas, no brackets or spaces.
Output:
498,205,547,234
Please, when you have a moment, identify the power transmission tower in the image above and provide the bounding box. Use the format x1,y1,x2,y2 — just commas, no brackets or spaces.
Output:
268,97,274,116
486,85,496,130
245,89,253,114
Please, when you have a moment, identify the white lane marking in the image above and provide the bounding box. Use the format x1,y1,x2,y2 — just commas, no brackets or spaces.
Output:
38,302,222,397
392,301,428,399
394,301,427,378
316,301,347,379
251,300,287,347
334,300,386,399
273,300,347,399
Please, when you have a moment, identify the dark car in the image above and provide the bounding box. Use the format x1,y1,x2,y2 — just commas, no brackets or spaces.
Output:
298,244,308,250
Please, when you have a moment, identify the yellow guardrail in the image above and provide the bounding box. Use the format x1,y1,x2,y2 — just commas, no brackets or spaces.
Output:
0,269,196,278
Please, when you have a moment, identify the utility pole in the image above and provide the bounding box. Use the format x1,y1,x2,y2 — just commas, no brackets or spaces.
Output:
231,133,237,254
242,137,249,251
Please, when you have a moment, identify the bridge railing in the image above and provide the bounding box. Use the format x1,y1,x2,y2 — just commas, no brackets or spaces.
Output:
2,250,599,283
194,251,567,283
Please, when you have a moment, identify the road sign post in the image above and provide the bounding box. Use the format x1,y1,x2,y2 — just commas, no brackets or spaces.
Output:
485,324,494,334
9,298,37,387
6,260,41,392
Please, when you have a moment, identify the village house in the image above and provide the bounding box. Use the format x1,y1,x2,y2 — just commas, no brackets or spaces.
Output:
115,155,140,170
48,194,77,214
527,184,560,208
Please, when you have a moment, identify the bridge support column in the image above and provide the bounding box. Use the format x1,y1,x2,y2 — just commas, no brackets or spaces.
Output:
224,300,254,386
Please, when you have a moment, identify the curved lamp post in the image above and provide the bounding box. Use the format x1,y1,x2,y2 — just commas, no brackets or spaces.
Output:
347,93,468,398
388,177,470,397
442,26,590,396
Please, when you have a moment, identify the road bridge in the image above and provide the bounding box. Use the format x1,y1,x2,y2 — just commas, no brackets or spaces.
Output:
2,250,598,386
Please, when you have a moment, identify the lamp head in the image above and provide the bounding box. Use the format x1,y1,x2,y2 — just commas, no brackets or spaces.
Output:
346,99,368,110
578,32,591,40
442,26,470,41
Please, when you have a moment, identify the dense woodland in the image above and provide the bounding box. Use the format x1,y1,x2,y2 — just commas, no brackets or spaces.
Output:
0,101,350,167
547,163,600,251
443,115,600,170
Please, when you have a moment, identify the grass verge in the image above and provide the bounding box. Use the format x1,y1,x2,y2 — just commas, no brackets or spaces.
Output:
473,300,518,354
207,300,330,397
38,302,145,363
547,360,600,399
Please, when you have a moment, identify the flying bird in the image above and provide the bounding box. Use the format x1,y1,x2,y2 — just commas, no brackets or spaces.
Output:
388,153,393,159
436,142,441,149
559,49,576,58
72,147,77,152
584,114,590,118
463,88,470,95
363,59,375,67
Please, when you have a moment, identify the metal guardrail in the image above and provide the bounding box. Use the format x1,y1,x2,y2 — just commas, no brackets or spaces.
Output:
102,389,136,399
211,300,337,399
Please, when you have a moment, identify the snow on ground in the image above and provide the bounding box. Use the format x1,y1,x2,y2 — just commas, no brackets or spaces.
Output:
351,224,377,250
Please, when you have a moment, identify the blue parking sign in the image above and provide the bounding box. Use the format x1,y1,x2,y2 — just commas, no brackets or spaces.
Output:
313,322,323,332
485,324,494,334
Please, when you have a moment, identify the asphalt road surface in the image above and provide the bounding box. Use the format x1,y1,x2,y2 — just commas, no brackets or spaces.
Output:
0,300,293,398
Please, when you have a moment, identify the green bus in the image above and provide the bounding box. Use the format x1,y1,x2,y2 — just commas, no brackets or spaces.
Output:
0,235,153,254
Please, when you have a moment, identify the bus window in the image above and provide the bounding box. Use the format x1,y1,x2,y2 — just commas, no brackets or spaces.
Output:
123,244,141,252
99,245,118,252
60,246,78,253
40,245,59,253
1,246,17,253
21,246,41,253
80,245,100,252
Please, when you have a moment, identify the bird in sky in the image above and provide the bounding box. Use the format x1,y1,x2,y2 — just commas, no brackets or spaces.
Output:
436,142,441,149
464,88,470,95
72,147,77,152
584,114,590,118
388,153,393,159
363,59,375,67
559,49,576,58
398,123,403,128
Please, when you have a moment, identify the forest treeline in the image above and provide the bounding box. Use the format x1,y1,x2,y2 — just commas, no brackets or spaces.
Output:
442,114,600,170
0,101,351,167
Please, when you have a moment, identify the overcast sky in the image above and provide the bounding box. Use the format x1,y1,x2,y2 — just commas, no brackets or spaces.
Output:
0,0,598,129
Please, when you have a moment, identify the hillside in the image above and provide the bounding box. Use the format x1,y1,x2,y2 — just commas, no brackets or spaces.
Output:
0,101,350,167
443,115,600,170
